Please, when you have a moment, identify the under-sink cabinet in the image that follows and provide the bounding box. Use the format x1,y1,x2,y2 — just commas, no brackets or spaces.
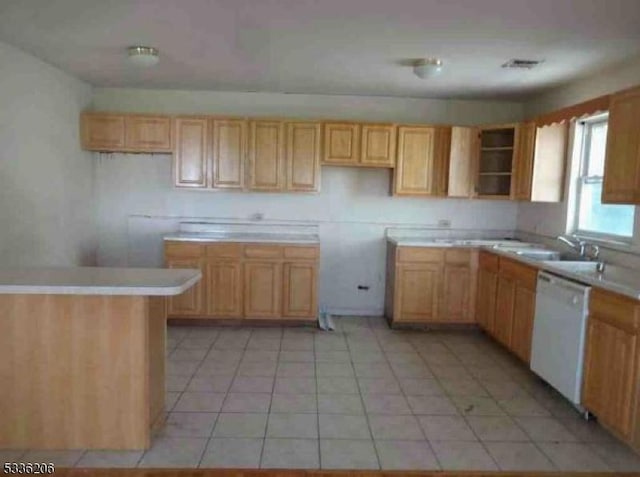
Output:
164,241,318,321
385,244,477,324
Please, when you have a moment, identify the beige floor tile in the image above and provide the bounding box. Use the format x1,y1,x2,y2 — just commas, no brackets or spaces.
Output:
319,414,371,439
430,440,498,470
165,391,181,411
318,394,364,414
236,361,277,377
261,438,319,469
453,396,506,417
557,416,617,444
375,440,440,470
320,439,379,469
485,442,555,471
439,378,489,397
230,376,274,393
246,338,281,351
166,360,201,376
281,338,314,351
350,351,388,363
20,450,84,467
178,337,217,350
538,442,611,471
76,450,143,468
482,379,531,400
357,377,401,394
498,396,552,417
174,392,225,412
368,415,424,440
138,437,207,468
315,351,350,362
270,393,317,413
398,378,444,396
466,416,530,442
186,375,233,393
353,362,394,378
200,438,263,468
221,393,271,412
279,351,314,362
274,377,316,394
589,441,640,472
160,412,217,438
276,362,316,377
407,395,459,415
166,374,192,392
242,350,279,362
362,393,411,414
267,413,318,438
515,416,579,442
317,377,359,394
391,362,433,378
316,362,355,377
212,413,268,438
418,415,477,441
385,352,424,365
195,361,238,376
170,348,208,361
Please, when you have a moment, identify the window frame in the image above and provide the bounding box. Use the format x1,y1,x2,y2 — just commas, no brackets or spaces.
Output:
571,113,635,243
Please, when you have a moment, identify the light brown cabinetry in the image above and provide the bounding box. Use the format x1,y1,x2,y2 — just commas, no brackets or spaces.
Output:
323,122,396,168
603,86,640,204
385,245,476,324
164,241,318,321
174,117,208,188
286,122,321,192
393,126,450,196
448,126,479,198
211,118,247,189
248,120,285,191
476,124,517,199
512,121,536,200
81,113,172,153
582,289,640,444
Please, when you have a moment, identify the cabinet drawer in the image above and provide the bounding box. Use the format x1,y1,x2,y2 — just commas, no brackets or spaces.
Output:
590,288,640,332
479,251,499,272
244,244,283,259
164,241,204,258
445,249,471,264
283,246,319,260
206,243,242,258
397,247,444,263
499,257,537,289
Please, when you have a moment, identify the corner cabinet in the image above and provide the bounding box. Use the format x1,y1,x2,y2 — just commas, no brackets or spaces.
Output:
582,288,640,446
393,126,450,196
164,241,319,322
603,86,640,204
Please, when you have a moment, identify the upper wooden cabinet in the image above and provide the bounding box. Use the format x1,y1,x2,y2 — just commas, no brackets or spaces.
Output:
211,118,247,189
81,113,126,151
286,122,321,192
248,120,285,191
322,122,396,168
603,86,640,204
476,124,517,199
81,113,172,153
394,126,450,196
513,121,568,202
174,117,208,188
448,126,479,198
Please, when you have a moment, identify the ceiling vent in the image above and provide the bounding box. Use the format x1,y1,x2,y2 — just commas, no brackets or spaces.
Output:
502,59,543,69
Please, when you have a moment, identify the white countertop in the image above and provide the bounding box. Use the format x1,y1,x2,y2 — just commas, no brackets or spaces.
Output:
164,232,320,244
386,237,534,248
0,267,202,296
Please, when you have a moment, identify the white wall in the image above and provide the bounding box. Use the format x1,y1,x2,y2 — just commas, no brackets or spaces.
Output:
0,41,96,266
517,55,640,267
92,88,524,315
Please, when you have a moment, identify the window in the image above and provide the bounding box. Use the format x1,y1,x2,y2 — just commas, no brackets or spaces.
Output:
573,114,635,240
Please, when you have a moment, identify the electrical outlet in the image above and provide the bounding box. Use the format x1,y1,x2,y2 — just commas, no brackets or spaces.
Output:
438,219,451,228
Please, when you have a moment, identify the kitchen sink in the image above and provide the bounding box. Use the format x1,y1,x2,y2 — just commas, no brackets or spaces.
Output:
542,261,604,273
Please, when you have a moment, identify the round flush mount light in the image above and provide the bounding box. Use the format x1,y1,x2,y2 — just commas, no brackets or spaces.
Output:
413,58,443,79
127,46,159,67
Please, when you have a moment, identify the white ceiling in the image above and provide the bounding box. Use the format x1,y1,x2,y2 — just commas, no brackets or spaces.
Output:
1,0,640,100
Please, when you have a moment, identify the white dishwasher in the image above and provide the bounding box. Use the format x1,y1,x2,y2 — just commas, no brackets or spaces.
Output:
530,271,591,407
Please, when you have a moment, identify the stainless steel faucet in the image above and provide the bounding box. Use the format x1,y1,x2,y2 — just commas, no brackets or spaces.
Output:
557,234,586,256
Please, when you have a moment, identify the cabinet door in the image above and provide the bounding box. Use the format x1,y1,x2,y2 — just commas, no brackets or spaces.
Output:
360,124,396,167
125,115,172,152
582,317,637,439
511,284,536,363
433,127,452,196
166,258,204,316
248,120,285,191
494,275,515,347
603,87,640,204
81,113,125,151
530,122,568,202
512,121,536,200
441,265,472,322
323,123,360,165
212,119,246,189
448,126,479,198
394,263,441,322
394,126,436,196
282,262,318,319
174,117,208,188
206,260,242,318
243,261,282,319
286,122,321,192
476,269,497,332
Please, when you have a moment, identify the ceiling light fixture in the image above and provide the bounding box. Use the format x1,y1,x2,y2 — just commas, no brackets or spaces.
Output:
413,58,443,79
127,46,159,67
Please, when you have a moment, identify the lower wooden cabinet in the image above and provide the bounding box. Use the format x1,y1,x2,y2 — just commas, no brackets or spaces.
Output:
385,245,476,324
476,252,498,333
494,275,516,347
582,289,640,444
511,285,536,362
165,241,318,321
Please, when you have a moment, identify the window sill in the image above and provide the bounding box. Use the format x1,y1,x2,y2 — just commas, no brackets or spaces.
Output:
573,232,637,254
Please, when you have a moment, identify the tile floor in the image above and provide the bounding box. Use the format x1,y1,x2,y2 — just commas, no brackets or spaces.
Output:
4,316,640,471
